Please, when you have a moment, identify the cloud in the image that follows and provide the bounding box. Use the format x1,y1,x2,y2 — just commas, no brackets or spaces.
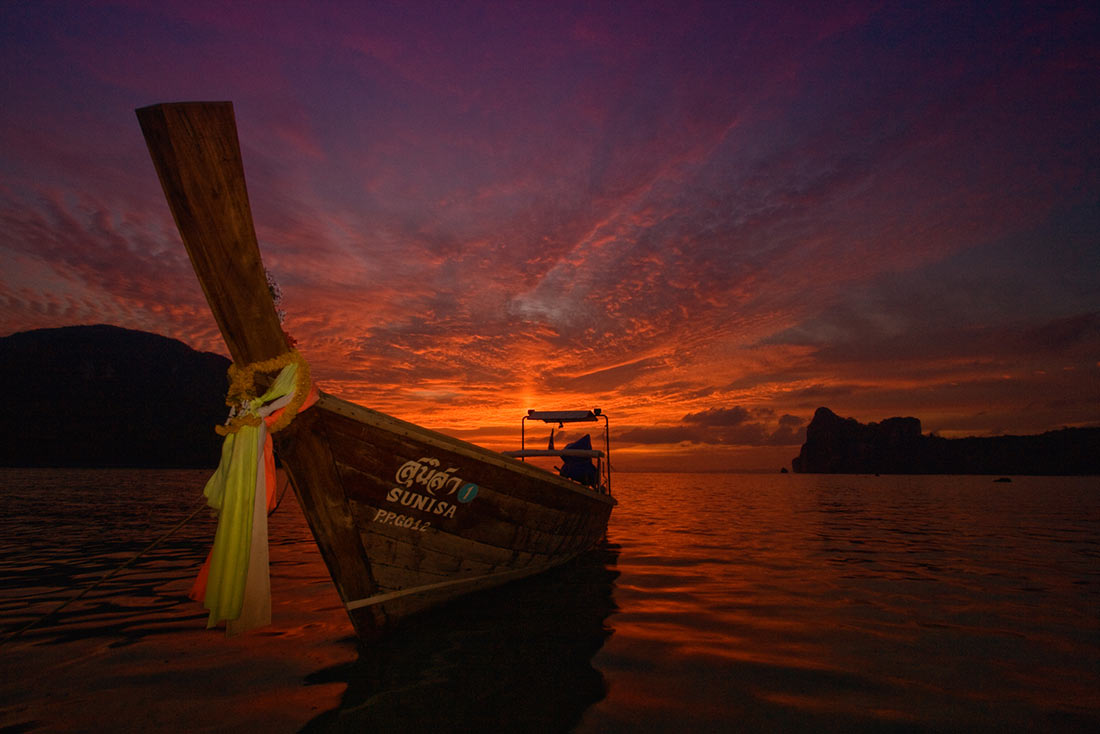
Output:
683,406,753,427
619,406,806,447
1,1,1097,468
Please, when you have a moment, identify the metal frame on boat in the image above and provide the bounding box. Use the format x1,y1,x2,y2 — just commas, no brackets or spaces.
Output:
136,101,616,638
502,409,612,496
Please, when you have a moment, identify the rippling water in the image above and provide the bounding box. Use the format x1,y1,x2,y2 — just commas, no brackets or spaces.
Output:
1,469,1098,732
580,473,1100,732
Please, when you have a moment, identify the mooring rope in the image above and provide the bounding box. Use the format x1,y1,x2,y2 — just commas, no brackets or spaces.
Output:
268,467,293,517
0,499,209,647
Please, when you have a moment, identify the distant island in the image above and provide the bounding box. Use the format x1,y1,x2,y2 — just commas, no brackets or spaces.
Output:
792,407,1100,475
0,325,231,468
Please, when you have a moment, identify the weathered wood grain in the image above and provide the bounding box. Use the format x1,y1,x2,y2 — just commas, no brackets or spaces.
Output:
136,102,287,365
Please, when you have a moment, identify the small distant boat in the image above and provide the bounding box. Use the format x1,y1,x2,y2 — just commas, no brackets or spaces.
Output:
137,101,615,637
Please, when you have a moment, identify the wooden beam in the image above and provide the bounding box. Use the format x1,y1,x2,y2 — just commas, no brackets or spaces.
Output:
136,101,287,365
138,101,382,636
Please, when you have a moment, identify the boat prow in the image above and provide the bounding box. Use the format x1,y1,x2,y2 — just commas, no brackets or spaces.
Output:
137,101,616,636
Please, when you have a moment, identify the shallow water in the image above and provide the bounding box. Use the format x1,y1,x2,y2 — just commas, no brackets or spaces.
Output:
1,469,1097,732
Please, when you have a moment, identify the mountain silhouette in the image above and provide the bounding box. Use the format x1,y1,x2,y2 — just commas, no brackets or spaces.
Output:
1,325,231,468
793,407,1100,475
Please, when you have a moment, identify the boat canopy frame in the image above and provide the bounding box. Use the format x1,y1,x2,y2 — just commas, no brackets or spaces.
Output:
501,409,611,495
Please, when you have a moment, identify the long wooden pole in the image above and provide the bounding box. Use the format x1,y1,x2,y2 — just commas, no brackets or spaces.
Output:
137,101,382,637
136,102,287,365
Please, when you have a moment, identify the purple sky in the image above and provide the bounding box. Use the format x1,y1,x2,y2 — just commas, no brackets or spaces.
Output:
2,0,1098,470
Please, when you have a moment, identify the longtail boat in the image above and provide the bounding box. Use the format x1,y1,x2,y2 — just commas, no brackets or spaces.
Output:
136,102,615,638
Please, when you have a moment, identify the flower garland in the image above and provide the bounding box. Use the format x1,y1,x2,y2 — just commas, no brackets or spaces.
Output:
265,269,298,348
216,349,312,436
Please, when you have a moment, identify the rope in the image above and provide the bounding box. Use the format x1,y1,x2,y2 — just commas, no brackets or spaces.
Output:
267,468,293,517
0,499,209,647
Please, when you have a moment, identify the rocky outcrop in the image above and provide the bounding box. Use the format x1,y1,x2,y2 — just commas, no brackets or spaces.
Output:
1,325,231,468
792,407,1100,475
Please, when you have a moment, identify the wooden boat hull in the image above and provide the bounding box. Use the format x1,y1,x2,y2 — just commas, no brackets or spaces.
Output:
136,101,615,637
281,395,614,635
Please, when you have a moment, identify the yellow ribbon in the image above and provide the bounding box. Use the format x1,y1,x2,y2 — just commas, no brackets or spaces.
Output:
200,351,310,628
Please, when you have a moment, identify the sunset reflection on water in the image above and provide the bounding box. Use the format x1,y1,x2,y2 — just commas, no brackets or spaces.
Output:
579,473,1100,732
1,470,1097,732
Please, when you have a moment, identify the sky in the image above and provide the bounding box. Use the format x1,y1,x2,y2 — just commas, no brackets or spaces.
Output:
1,0,1098,471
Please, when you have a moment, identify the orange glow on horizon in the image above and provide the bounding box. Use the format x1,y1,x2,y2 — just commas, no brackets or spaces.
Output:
1,2,1096,471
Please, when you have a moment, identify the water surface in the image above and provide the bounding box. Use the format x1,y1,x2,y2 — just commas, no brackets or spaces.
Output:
578,473,1100,732
1,470,1097,732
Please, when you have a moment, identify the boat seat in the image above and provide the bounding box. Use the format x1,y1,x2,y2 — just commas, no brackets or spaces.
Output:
501,449,604,458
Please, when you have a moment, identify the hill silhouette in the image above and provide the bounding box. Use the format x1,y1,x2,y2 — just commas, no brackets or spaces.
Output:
0,325,231,468
792,407,1100,475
